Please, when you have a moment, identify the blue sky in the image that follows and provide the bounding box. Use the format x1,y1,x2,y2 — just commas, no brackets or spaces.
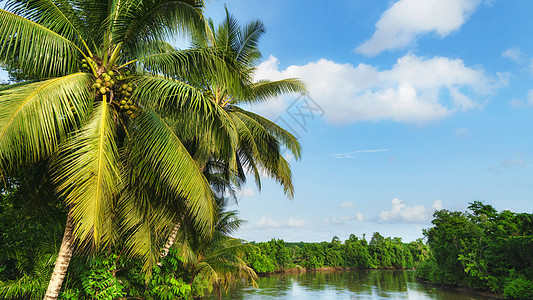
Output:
203,0,533,243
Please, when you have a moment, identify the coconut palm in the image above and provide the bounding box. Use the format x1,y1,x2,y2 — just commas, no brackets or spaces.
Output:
176,197,257,299
0,0,237,298
157,11,307,262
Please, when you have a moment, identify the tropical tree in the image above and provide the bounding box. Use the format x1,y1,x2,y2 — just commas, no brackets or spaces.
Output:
176,197,257,299
0,0,237,298
158,10,307,262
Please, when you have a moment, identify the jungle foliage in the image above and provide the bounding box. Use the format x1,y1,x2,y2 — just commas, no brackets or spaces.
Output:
416,202,533,299
244,234,430,273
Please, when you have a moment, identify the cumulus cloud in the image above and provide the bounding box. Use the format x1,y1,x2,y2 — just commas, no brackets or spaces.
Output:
252,54,500,125
338,201,355,208
254,217,308,229
324,213,364,224
378,198,443,223
356,0,481,56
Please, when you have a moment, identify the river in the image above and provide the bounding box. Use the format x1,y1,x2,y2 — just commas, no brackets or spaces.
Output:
206,270,501,299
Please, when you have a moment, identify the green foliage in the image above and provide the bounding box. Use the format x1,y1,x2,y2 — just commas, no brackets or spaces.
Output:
503,276,533,299
419,201,533,299
80,255,125,300
244,233,429,274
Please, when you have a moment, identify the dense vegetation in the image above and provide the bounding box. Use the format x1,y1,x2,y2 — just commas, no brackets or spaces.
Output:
416,202,533,299
244,234,430,274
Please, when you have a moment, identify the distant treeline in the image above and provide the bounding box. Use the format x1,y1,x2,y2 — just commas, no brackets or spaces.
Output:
244,233,430,273
416,201,533,299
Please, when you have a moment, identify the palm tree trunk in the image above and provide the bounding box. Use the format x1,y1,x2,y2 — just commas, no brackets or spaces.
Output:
44,212,75,300
159,222,180,262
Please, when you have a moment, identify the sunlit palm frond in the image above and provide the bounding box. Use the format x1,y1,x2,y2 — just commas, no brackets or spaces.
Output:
125,107,216,236
234,78,307,105
53,101,122,249
235,19,265,66
232,107,301,159
116,0,205,52
0,73,92,172
0,9,81,78
133,75,206,110
6,0,85,45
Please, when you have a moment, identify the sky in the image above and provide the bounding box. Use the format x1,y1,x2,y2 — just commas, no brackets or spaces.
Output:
2,0,531,244
202,0,533,243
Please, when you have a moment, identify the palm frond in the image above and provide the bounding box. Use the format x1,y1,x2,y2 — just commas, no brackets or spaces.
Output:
235,19,265,66
0,9,82,78
0,73,92,172
116,0,205,51
6,0,85,46
236,78,307,105
53,101,122,249
232,107,301,159
125,107,216,236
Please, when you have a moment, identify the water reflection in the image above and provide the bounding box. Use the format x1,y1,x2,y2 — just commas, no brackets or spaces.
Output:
206,270,501,299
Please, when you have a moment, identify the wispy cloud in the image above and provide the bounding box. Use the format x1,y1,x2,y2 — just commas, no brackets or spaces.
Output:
331,149,389,159
338,201,355,208
324,213,364,224
251,217,309,229
488,153,529,174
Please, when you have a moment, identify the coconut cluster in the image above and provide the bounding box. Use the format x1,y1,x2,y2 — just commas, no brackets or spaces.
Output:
83,59,139,119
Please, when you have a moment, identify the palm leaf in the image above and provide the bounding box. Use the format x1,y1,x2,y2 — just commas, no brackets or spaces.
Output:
6,0,85,46
53,101,122,249
232,106,301,159
0,73,92,172
116,0,206,52
125,107,216,236
0,9,81,78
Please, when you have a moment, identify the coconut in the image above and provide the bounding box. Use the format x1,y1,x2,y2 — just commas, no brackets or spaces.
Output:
96,79,103,84
120,100,127,105
127,87,133,92
124,105,130,110
122,84,128,90
99,87,106,94
95,83,101,89
108,71,114,76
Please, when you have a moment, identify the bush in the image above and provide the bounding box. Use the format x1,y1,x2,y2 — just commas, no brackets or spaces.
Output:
503,277,533,299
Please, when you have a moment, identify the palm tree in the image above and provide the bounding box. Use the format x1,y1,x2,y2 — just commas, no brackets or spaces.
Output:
0,1,235,298
157,10,307,261
176,197,257,299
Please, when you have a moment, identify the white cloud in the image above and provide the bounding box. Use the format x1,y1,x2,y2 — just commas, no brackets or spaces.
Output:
502,47,522,62
324,213,364,224
253,54,500,125
454,127,469,137
510,90,533,108
254,217,308,229
356,213,364,222
378,198,443,223
488,153,529,174
240,188,255,197
332,149,389,159
356,0,481,56
338,201,355,208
